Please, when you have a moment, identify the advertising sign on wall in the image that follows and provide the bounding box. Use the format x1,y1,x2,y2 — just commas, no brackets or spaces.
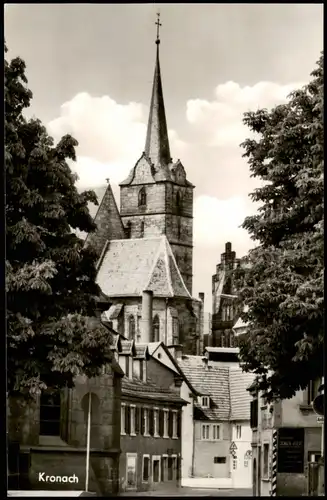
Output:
277,427,305,474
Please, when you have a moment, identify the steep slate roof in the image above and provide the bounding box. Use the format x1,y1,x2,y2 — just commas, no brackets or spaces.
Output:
178,358,230,421
229,368,255,421
121,377,187,405
96,236,191,299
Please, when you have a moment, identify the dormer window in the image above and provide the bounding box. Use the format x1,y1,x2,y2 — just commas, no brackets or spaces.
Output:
138,187,146,207
200,396,210,408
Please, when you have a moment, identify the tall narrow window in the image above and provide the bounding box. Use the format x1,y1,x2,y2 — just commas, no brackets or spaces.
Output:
138,187,146,207
121,403,126,435
153,315,160,342
163,409,169,438
125,221,132,239
201,424,210,440
140,221,145,238
263,443,269,479
128,315,135,340
154,409,159,437
172,319,179,345
172,411,178,438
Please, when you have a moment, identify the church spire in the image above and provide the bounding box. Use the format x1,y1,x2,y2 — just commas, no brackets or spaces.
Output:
144,13,171,167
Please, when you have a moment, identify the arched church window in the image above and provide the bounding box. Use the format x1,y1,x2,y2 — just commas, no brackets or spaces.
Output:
128,315,136,340
152,315,160,342
125,221,132,239
138,187,146,207
140,221,145,238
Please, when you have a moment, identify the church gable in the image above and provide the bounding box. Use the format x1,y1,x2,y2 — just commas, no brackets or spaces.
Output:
85,183,125,255
120,154,155,186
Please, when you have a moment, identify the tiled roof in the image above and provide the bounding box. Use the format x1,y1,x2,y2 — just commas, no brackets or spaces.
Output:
177,358,230,420
229,368,255,421
147,342,162,356
121,377,187,404
106,303,124,320
96,236,191,299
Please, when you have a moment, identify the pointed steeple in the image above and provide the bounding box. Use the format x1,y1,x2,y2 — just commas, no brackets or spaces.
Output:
144,13,171,168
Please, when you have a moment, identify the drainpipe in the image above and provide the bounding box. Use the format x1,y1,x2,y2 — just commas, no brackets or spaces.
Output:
165,298,168,345
191,411,196,477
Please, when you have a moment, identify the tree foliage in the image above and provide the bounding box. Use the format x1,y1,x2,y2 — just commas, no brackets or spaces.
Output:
235,53,324,402
5,45,113,397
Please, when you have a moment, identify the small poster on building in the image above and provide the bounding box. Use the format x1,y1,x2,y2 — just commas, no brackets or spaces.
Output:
277,428,305,473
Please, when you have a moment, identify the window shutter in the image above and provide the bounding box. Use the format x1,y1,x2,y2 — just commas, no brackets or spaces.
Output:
177,410,181,438
168,410,173,438
149,408,154,436
141,408,145,435
135,407,140,434
159,409,164,437
126,405,131,434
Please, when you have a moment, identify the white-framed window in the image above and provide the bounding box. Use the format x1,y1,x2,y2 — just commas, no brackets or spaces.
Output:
152,455,161,483
212,424,221,440
126,453,137,489
236,424,242,439
142,454,150,482
130,405,136,436
163,409,169,438
154,408,159,437
233,458,237,470
201,423,210,440
171,455,177,481
263,443,269,479
201,396,210,408
143,407,149,436
121,403,126,435
172,410,178,438
161,454,168,481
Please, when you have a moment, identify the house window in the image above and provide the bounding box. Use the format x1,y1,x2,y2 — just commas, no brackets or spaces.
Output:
128,315,135,340
233,458,238,470
143,408,149,436
125,221,132,238
168,456,173,481
153,408,159,437
121,403,126,435
263,443,269,479
236,425,242,439
142,455,150,482
250,398,258,428
39,390,61,436
163,409,169,438
213,424,220,440
172,410,178,438
130,405,136,436
201,424,210,440
201,396,210,408
161,455,168,481
140,221,145,237
125,357,130,378
152,456,161,483
153,315,160,342
138,187,146,207
214,457,226,464
126,453,137,489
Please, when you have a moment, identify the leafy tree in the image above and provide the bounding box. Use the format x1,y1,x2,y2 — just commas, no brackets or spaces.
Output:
235,53,324,402
5,45,114,398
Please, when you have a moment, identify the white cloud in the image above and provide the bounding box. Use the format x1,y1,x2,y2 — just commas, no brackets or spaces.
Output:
186,80,304,147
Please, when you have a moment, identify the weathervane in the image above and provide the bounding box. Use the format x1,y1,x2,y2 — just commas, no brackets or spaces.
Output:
155,12,162,44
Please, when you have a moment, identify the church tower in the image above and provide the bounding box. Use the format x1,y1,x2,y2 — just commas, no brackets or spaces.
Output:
119,14,194,295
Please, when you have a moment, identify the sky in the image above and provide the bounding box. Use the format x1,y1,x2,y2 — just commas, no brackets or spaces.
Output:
5,3,323,312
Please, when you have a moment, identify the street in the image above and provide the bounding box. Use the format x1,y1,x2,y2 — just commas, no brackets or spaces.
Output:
119,487,253,496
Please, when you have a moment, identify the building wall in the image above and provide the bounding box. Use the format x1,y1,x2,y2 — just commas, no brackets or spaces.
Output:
252,388,323,497
193,420,231,478
180,381,194,479
8,367,122,495
231,421,252,488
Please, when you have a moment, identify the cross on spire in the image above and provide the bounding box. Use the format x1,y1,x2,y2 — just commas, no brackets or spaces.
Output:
155,12,162,44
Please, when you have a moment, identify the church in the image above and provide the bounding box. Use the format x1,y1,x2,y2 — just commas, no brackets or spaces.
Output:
86,21,204,356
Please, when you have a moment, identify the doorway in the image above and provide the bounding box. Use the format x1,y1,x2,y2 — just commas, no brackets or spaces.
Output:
152,456,161,483
126,454,137,489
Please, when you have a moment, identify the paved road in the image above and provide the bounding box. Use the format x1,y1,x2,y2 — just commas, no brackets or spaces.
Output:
119,487,252,496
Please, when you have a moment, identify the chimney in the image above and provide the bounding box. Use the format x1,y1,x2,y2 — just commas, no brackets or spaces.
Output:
167,344,183,360
141,290,153,343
